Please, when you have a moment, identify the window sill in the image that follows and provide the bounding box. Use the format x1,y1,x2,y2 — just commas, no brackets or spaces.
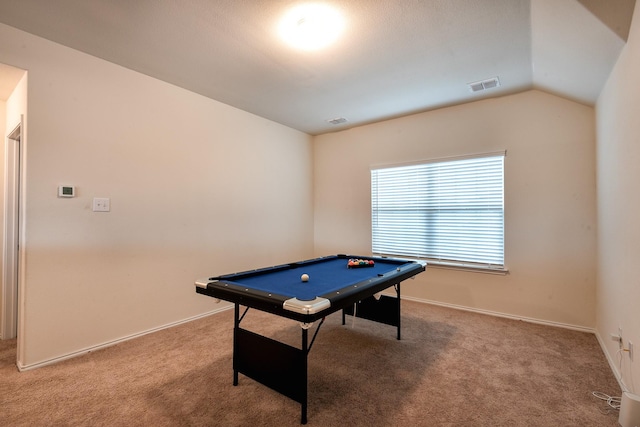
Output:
374,254,508,275
428,260,509,275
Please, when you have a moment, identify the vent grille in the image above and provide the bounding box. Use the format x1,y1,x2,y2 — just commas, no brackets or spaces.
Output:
468,77,501,93
326,117,347,125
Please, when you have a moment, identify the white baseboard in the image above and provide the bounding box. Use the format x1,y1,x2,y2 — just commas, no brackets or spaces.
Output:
17,305,232,372
399,294,596,334
15,296,599,371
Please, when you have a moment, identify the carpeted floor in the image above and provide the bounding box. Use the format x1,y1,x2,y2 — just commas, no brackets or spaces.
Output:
0,300,622,426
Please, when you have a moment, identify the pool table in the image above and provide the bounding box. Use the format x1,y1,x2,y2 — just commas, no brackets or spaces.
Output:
195,254,426,424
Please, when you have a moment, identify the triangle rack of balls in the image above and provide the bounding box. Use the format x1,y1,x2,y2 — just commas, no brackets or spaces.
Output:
347,258,375,268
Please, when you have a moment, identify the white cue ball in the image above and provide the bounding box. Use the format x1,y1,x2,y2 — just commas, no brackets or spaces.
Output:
301,273,309,282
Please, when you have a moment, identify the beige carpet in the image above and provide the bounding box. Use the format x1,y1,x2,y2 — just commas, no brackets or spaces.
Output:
0,300,621,426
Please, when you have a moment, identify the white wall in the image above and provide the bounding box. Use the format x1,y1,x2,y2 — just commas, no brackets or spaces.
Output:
596,1,640,395
4,72,26,132
314,90,597,329
0,98,5,328
1,8,626,372
0,24,313,368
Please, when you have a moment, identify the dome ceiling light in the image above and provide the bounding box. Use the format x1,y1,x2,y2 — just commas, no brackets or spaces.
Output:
278,3,345,51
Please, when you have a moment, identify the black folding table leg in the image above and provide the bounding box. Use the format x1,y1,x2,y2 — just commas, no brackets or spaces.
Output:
233,303,239,385
301,327,308,424
396,283,401,340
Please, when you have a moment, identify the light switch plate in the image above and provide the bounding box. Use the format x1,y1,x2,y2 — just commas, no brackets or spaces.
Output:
93,197,110,212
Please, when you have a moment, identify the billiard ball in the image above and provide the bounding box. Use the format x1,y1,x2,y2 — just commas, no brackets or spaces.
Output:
301,274,309,282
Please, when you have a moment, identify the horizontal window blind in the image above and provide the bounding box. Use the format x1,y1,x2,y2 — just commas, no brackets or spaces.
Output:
371,154,504,266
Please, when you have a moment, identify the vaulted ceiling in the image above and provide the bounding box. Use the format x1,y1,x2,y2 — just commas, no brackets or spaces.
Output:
0,0,635,135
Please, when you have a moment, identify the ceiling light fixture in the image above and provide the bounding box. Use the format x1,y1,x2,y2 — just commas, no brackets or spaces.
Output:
278,3,345,51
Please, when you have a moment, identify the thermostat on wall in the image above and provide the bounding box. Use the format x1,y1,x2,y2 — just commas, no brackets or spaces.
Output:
58,185,75,198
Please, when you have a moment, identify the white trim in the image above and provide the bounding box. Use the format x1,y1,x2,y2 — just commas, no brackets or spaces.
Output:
15,297,602,372
16,305,232,372
2,120,21,341
428,262,508,275
399,294,595,334
406,258,508,275
16,114,27,366
370,150,506,170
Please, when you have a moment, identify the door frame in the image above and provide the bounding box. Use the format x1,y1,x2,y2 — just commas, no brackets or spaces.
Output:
2,119,22,340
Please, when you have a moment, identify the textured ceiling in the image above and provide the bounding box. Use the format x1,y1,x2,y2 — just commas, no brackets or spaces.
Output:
0,0,634,135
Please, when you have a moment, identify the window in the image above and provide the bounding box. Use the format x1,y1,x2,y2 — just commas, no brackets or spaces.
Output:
371,152,506,273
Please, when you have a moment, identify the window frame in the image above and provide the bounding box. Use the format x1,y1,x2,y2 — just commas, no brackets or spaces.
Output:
370,151,508,274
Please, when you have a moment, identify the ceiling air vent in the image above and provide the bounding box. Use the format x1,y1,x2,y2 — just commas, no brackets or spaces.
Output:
468,77,501,93
326,117,347,125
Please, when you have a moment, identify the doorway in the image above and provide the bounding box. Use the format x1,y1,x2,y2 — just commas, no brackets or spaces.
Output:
2,121,21,340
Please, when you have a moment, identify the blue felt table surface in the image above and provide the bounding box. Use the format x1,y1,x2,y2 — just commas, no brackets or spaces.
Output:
219,257,407,301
